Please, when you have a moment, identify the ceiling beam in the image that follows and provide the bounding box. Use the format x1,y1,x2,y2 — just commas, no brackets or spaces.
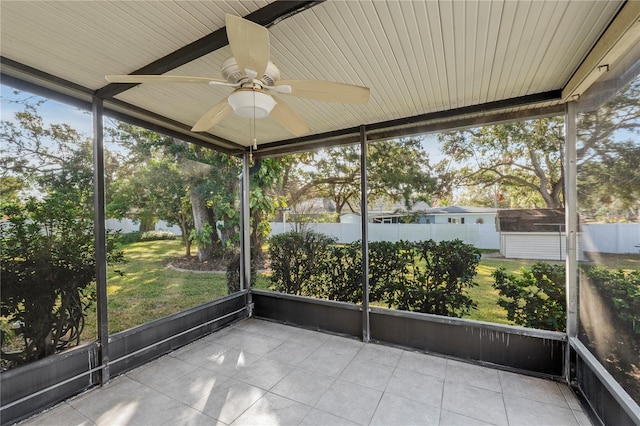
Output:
254,91,563,157
95,0,323,100
562,0,640,101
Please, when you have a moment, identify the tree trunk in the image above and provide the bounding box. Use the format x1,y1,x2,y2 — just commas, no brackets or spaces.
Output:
189,186,214,262
139,216,156,233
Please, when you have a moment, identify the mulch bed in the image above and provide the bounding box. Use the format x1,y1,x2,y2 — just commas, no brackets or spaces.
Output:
168,255,270,272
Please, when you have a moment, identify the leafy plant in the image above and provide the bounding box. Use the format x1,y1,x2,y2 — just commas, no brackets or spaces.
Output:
268,231,335,295
1,197,123,366
582,266,640,334
492,262,566,331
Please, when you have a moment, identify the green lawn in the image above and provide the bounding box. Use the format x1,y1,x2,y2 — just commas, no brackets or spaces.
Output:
82,241,640,340
84,240,230,340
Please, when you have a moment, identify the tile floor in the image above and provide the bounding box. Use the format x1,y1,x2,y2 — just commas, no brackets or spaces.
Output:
22,318,592,426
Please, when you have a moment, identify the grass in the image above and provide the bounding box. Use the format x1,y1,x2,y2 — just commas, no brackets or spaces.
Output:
83,240,229,340
81,241,640,340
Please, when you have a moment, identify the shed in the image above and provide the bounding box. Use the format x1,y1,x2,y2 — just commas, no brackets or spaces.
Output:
497,209,583,260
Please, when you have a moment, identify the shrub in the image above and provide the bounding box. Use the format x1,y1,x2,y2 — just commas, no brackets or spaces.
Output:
267,233,480,317
225,254,256,294
312,242,362,303
411,239,481,316
581,266,640,335
268,231,335,295
117,231,142,244
493,262,566,331
1,198,123,366
140,230,177,241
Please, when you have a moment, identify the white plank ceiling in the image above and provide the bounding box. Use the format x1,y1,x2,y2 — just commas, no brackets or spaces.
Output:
0,0,629,151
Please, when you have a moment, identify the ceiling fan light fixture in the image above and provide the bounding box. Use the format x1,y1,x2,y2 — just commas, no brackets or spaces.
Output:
227,90,276,119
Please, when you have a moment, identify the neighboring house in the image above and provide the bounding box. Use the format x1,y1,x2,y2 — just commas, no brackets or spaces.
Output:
370,205,498,225
497,208,583,260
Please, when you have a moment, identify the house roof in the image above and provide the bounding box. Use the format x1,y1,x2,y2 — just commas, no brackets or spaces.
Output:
496,208,568,232
2,1,639,157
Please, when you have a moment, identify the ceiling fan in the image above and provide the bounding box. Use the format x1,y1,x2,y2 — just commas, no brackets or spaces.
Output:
106,14,370,138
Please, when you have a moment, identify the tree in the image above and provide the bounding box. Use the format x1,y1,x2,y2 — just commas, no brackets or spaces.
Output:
286,138,437,220
0,99,122,366
577,76,640,220
108,158,194,256
436,75,640,212
437,118,565,208
107,122,284,263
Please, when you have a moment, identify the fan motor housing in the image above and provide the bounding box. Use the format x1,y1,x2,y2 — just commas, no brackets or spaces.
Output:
221,57,280,86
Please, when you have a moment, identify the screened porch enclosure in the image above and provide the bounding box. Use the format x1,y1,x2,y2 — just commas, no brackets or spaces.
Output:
1,1,640,425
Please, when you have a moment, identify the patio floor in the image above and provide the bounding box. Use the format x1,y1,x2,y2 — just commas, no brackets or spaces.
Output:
21,318,592,425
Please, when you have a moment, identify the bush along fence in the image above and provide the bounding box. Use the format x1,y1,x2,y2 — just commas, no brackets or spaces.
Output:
267,231,481,317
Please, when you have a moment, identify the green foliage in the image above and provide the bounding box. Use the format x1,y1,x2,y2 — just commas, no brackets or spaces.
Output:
268,233,480,317
492,262,566,331
313,243,362,303
1,197,123,365
225,254,256,294
189,222,214,251
268,231,336,295
582,266,640,334
117,231,142,244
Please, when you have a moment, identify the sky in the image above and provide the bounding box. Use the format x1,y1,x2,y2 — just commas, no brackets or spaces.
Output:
1,84,94,136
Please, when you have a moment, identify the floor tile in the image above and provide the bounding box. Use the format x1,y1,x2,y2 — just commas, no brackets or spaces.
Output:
143,366,231,406
228,331,286,356
263,340,317,365
193,378,266,424
397,351,447,379
232,357,292,390
299,408,359,425
370,393,440,425
315,379,383,425
339,358,394,391
69,376,187,426
386,367,444,408
231,393,311,425
236,319,303,341
20,403,93,426
438,410,495,426
21,319,593,426
445,359,501,392
127,355,199,388
199,347,261,377
441,381,508,426
499,370,568,408
170,341,230,367
297,346,355,377
504,395,579,426
354,343,403,367
321,335,365,357
285,328,331,349
270,368,335,406
164,406,223,426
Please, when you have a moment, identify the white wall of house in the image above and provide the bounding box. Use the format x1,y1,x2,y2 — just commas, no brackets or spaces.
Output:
428,213,497,225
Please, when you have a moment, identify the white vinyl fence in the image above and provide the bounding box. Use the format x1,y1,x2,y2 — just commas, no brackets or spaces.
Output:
104,219,640,255
269,222,640,254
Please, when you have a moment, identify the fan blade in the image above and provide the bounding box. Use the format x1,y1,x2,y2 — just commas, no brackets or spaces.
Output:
226,14,270,78
276,80,370,104
191,100,232,132
270,97,310,137
105,75,238,87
